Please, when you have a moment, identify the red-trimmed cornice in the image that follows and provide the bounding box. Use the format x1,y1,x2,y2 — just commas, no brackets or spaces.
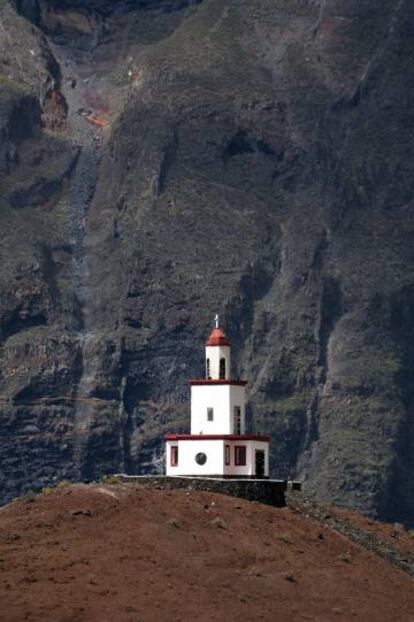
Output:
189,379,247,386
164,434,270,442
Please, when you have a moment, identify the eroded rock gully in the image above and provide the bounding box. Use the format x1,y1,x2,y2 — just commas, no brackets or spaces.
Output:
0,0,413,527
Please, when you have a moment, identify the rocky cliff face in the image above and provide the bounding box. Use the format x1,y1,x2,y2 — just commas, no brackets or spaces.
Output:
0,0,413,525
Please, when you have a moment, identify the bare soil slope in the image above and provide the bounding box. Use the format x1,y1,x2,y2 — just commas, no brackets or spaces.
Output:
0,485,413,622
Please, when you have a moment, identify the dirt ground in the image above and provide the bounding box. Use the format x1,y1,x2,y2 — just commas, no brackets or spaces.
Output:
336,508,414,560
0,484,413,622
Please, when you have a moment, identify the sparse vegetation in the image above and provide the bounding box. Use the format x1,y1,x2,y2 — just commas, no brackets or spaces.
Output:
0,74,27,93
274,395,307,414
41,486,55,495
57,480,71,489
275,531,294,545
100,475,121,485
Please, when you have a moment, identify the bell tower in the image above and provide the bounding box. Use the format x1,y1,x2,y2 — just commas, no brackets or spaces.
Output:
191,318,246,436
165,316,270,478
205,315,231,380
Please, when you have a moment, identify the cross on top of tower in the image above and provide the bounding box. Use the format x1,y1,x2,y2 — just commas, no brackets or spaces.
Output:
214,314,219,328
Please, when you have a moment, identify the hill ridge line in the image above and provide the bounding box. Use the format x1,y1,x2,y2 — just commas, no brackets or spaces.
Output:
287,492,414,577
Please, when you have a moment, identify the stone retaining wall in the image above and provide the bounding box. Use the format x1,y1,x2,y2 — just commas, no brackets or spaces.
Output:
115,475,300,507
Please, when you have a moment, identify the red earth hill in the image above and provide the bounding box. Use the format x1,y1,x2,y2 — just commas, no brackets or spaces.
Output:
0,484,413,622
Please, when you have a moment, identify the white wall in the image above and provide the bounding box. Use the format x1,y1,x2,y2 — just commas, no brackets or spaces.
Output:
223,440,269,477
166,439,225,476
166,439,269,478
205,345,230,379
191,384,246,435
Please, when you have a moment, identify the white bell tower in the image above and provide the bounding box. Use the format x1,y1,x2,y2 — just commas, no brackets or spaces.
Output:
191,316,246,436
165,317,270,478
205,314,231,380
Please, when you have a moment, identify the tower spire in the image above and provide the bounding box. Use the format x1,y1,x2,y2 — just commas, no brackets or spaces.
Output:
214,314,219,329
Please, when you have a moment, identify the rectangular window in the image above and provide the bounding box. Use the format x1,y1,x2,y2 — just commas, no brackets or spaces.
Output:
235,445,246,466
170,446,179,467
225,445,231,465
207,407,214,422
234,406,241,434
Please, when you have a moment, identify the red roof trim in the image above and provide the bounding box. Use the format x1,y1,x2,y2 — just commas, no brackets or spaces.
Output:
189,379,247,386
164,434,270,442
206,328,231,347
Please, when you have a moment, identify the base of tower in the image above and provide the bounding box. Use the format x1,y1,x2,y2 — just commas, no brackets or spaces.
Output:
114,475,302,507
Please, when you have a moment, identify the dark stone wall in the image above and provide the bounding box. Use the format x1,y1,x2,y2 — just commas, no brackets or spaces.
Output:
116,475,290,507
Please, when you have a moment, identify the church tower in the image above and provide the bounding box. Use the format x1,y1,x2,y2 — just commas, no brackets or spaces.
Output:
165,318,270,478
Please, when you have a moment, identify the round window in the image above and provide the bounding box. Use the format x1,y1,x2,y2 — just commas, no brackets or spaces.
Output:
195,452,207,465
